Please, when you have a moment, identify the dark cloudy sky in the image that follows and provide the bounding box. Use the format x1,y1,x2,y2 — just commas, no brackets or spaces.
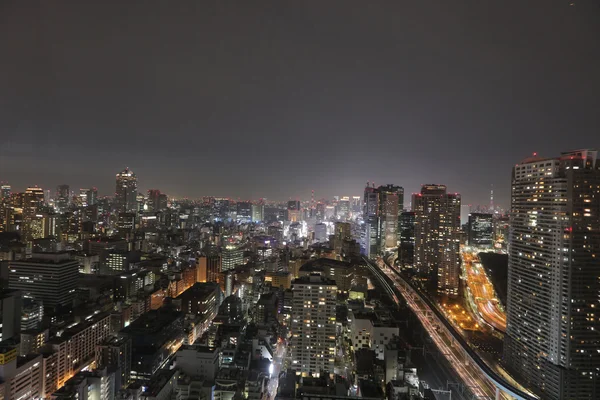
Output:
1,1,599,207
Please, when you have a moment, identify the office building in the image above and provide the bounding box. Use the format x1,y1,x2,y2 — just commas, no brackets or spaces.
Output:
115,168,138,213
337,196,350,220
378,184,403,252
314,223,327,243
23,187,44,218
412,185,461,295
8,252,79,308
287,200,301,222
236,201,252,223
221,244,243,272
504,150,600,399
96,335,132,389
21,297,43,331
290,274,337,377
398,212,415,269
0,290,21,342
251,203,264,222
121,307,184,380
56,184,70,212
362,184,380,257
173,283,220,326
467,213,494,247
197,251,220,283
362,184,404,257
351,196,362,216
51,368,115,400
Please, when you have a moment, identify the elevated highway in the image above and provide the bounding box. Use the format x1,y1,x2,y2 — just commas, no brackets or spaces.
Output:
364,256,537,400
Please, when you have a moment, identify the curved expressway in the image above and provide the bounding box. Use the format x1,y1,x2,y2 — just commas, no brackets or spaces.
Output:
364,257,537,400
462,251,506,332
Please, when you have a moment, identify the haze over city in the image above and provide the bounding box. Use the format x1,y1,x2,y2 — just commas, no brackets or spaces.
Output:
2,0,600,207
0,2,599,400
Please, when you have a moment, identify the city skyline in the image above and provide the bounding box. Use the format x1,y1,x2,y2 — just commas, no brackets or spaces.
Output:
2,1,599,207
1,1,599,399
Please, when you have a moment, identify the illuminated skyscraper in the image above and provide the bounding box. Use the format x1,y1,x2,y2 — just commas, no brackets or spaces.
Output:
236,201,252,223
251,203,264,222
221,244,244,272
0,184,10,200
24,187,44,217
377,184,403,252
351,196,362,216
290,274,337,377
399,211,415,269
56,184,70,212
337,196,350,220
287,200,301,222
467,213,493,247
362,184,379,257
147,189,167,212
412,185,461,295
504,150,600,399
361,184,403,256
115,168,138,213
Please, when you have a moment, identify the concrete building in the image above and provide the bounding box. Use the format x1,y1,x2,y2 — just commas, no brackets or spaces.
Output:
96,336,132,390
298,258,355,293
0,290,21,342
42,312,112,392
8,252,79,308
51,367,115,400
0,349,43,400
175,345,219,381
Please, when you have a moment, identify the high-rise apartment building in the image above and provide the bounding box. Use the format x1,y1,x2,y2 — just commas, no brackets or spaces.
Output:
290,274,337,377
115,168,138,213
8,252,79,308
504,150,600,399
412,185,461,295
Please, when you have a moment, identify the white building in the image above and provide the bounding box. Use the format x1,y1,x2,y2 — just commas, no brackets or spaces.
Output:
290,275,337,377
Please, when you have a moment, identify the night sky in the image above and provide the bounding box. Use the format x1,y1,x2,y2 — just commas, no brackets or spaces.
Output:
1,1,599,207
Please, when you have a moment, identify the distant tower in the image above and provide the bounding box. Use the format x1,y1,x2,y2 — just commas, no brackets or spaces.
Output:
115,168,138,213
490,184,494,211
